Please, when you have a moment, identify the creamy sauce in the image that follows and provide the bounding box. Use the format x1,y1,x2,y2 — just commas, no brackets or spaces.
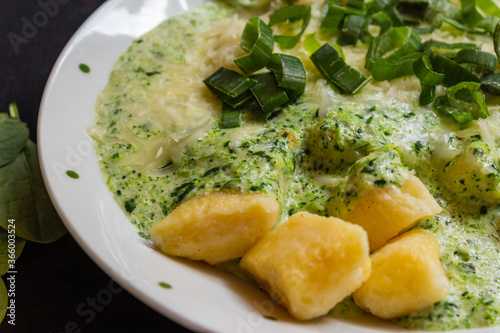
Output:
90,1,500,330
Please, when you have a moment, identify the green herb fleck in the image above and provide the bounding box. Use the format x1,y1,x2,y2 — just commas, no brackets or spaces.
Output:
414,140,425,153
159,282,172,289
124,199,136,213
66,170,80,179
138,232,151,240
79,63,91,73
374,179,387,186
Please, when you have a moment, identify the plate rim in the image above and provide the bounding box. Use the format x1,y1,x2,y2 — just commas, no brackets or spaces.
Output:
36,0,211,331
35,1,500,333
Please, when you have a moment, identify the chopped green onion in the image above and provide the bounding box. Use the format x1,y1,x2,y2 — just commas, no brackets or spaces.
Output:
434,95,474,124
269,5,312,49
320,4,346,31
338,15,365,45
383,5,405,26
234,18,275,74
481,72,500,94
326,0,364,13
366,53,421,81
413,55,445,85
303,33,322,54
284,88,302,101
461,0,484,26
221,103,242,129
446,81,489,119
250,72,290,117
332,43,346,59
370,0,392,13
267,53,306,93
421,39,480,52
203,67,257,108
476,0,500,17
372,11,393,33
311,43,371,94
429,53,480,87
478,15,500,35
494,22,500,62
420,84,437,105
345,0,365,11
413,55,444,105
396,0,429,21
379,27,421,59
455,48,497,73
359,11,393,44
365,52,422,81
365,27,422,81
428,12,487,34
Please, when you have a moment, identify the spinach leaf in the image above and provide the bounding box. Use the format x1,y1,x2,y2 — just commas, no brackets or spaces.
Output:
0,141,67,243
0,115,29,167
0,278,6,323
0,228,26,275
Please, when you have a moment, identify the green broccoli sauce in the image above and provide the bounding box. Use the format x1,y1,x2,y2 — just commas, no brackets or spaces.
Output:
92,2,500,330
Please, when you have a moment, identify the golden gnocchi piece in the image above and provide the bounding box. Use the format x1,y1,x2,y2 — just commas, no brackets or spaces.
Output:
341,174,442,252
240,212,371,320
353,230,450,319
150,192,279,265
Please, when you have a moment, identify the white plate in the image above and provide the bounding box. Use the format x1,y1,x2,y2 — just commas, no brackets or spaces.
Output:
37,0,500,332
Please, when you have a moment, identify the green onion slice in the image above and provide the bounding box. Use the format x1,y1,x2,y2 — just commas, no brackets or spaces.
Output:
311,43,371,94
269,5,312,49
221,103,242,129
481,73,500,95
383,5,405,26
320,4,346,31
338,15,365,45
365,27,422,81
326,0,364,12
421,39,480,52
267,53,306,93
428,12,487,34
378,27,421,59
413,55,445,85
461,0,485,26
250,72,290,116
429,53,480,86
372,11,393,33
203,67,257,108
369,0,390,12
304,33,322,54
396,0,429,21
494,22,500,63
455,48,497,73
234,18,275,74
446,81,489,119
434,95,475,124
420,84,437,105
359,11,393,44
414,54,442,105
476,0,500,17
345,0,365,11
367,52,421,81
481,15,500,34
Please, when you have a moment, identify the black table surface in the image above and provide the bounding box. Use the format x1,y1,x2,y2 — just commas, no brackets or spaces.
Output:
0,1,194,332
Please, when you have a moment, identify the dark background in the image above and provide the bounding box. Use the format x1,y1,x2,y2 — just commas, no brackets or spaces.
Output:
0,1,193,332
